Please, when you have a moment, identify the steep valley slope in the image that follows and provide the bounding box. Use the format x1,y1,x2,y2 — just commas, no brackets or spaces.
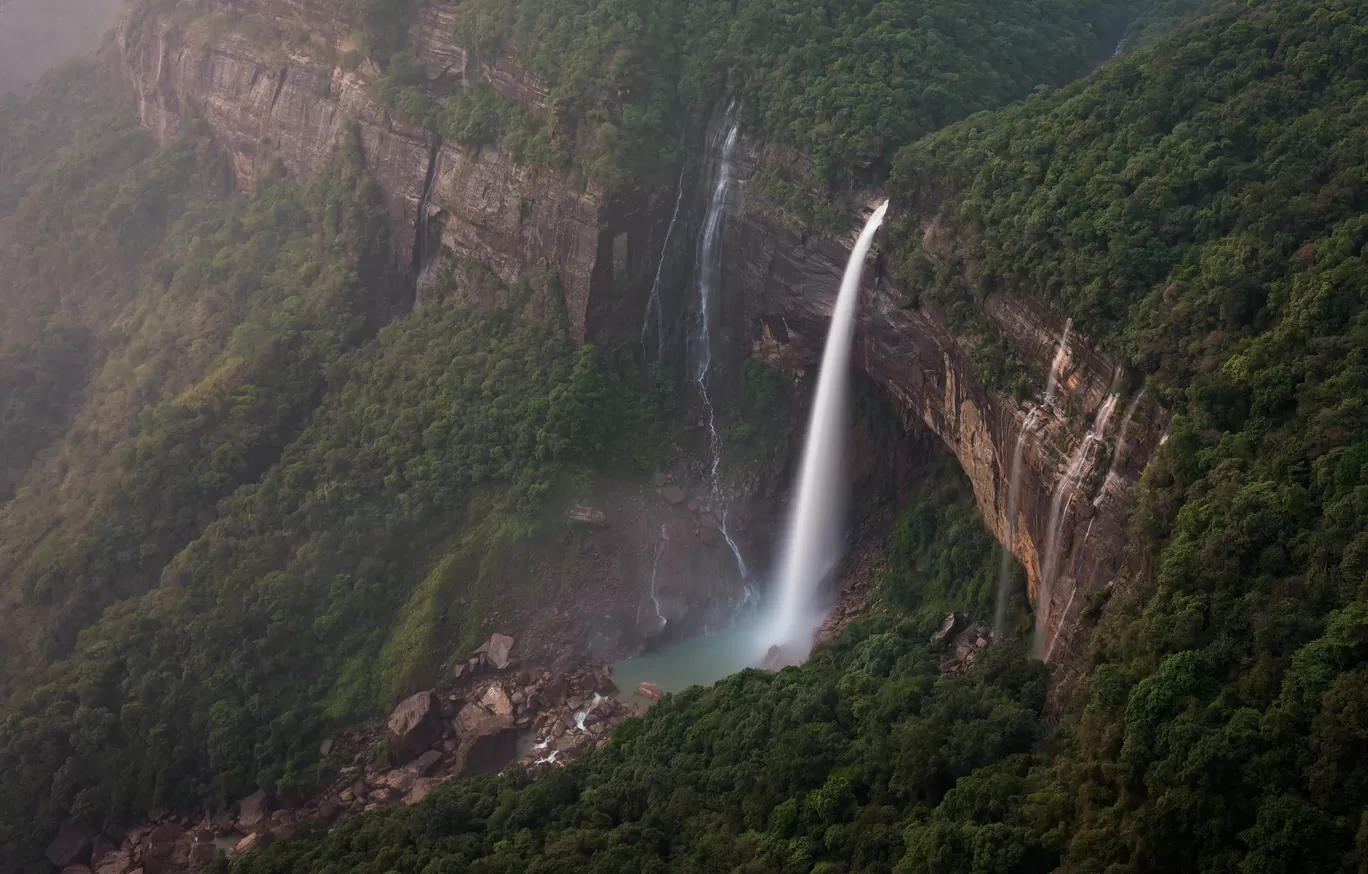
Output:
4,0,1368,871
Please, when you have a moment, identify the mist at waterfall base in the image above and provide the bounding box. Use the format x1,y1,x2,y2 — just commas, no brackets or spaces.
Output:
614,202,890,691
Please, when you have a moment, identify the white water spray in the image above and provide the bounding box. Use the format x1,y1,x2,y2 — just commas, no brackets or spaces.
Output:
993,319,1072,637
762,201,889,662
641,168,687,360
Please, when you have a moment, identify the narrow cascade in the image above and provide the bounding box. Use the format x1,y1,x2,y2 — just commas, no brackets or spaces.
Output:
640,167,686,361
412,144,443,309
1095,388,1145,505
685,111,749,583
1035,391,1119,657
762,201,889,664
993,319,1072,637
646,523,668,631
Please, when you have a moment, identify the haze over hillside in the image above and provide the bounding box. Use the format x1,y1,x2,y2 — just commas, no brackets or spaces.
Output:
0,0,123,93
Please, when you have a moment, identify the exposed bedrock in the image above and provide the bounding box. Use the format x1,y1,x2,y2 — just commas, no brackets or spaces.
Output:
120,0,1167,663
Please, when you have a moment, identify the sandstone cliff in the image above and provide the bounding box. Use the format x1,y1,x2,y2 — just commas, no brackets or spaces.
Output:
119,0,660,344
722,135,1168,662
119,0,1166,665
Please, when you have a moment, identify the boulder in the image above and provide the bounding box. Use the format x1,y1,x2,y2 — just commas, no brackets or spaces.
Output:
47,821,92,868
236,791,271,830
141,824,187,874
764,645,783,671
568,505,607,527
930,612,963,644
455,701,514,739
481,684,514,717
231,832,272,856
61,867,93,874
699,513,718,529
93,848,134,874
403,778,442,806
386,690,442,763
697,525,723,546
383,769,418,793
407,749,442,776
486,634,515,670
658,484,686,505
319,737,334,757
635,682,664,701
317,797,340,822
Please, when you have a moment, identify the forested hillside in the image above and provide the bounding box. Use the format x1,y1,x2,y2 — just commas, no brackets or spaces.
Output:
223,0,1368,871
5,0,1368,871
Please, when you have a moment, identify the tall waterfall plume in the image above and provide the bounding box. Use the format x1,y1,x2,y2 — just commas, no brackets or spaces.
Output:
762,201,889,663
994,319,1071,637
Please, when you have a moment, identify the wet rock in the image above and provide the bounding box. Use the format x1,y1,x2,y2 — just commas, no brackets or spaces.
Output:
595,675,619,697
697,525,723,546
481,684,514,717
408,749,442,776
568,505,607,527
47,820,92,868
930,612,964,643
387,690,442,763
455,701,514,739
658,484,686,504
232,832,272,856
764,645,783,671
635,682,664,701
236,791,271,830
699,513,718,529
567,695,583,711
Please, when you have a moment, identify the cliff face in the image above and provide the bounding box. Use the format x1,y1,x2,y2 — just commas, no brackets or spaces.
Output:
119,0,1166,663
118,0,648,344
723,137,1168,659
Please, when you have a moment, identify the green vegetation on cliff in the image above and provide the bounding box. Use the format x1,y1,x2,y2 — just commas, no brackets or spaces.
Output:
886,0,1368,867
231,622,1049,874
0,56,669,868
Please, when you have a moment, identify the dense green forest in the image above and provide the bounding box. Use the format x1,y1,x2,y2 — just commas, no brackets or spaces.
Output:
347,0,1186,189
0,54,667,869
5,0,1368,870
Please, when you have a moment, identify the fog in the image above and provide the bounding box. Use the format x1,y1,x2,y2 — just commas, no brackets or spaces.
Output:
0,0,123,93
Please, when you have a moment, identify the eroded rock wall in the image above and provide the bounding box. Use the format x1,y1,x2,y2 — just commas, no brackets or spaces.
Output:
118,0,630,343
724,135,1168,656
119,0,1167,663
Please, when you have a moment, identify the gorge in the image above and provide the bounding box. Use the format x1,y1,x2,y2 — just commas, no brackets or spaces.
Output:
8,0,1368,869
118,0,1166,673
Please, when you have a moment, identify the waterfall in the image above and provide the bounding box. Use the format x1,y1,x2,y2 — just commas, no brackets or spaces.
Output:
413,145,442,308
684,112,749,583
993,320,1072,637
1035,391,1119,657
646,523,668,631
1095,388,1145,504
762,201,889,662
641,168,687,361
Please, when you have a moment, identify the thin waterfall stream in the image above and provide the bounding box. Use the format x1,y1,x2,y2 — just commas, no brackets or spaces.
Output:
994,320,1071,637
